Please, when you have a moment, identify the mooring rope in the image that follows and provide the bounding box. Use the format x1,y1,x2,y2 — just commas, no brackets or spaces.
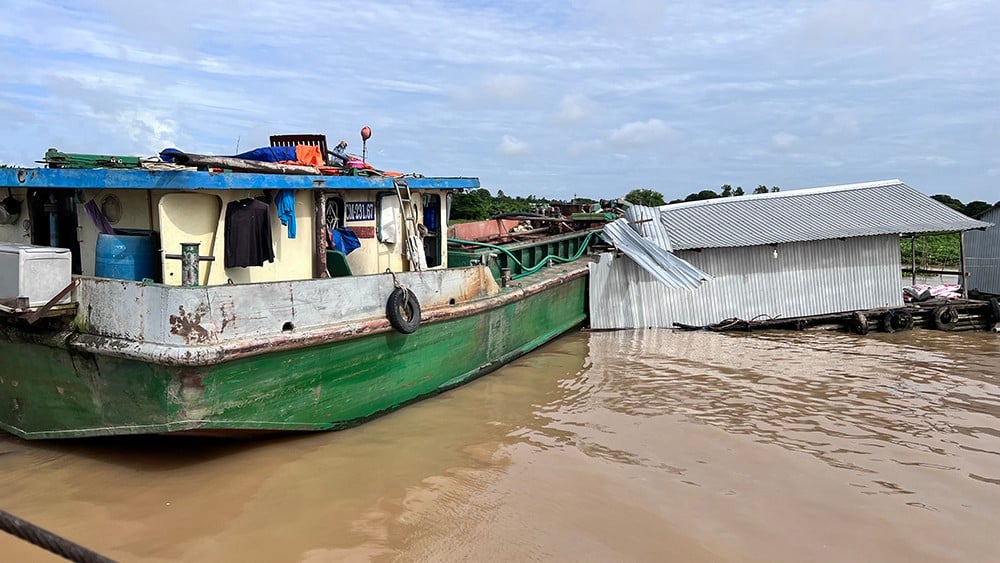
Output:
0,509,116,563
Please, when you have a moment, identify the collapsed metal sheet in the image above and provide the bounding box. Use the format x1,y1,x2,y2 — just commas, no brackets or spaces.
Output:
600,216,711,289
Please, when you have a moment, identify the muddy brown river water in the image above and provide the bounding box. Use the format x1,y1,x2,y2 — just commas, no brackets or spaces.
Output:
1,329,998,562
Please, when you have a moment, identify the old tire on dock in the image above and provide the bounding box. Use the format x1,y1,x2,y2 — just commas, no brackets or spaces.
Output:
989,298,1000,323
881,310,913,333
387,287,421,334
932,305,959,331
849,311,870,335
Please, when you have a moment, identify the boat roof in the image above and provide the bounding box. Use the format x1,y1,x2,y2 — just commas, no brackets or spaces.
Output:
0,167,480,191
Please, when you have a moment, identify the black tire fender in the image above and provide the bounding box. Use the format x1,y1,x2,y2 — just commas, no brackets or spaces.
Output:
932,305,959,331
849,311,870,335
386,287,421,334
881,310,913,333
989,298,1000,323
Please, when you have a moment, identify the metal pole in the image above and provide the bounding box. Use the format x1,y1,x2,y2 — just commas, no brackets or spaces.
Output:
959,231,968,298
180,242,200,286
910,234,917,286
315,191,329,279
165,243,214,286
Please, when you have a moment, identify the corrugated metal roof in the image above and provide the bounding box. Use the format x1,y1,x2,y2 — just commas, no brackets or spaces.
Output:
601,219,711,289
623,203,673,251
659,179,992,250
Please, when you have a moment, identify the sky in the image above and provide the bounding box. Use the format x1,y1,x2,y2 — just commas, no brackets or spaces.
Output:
0,0,997,203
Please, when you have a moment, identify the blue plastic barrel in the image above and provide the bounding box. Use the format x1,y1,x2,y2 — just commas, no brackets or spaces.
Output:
95,230,159,281
423,205,439,231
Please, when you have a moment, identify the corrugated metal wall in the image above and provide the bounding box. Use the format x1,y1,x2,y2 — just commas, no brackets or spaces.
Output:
589,234,904,329
965,207,1000,294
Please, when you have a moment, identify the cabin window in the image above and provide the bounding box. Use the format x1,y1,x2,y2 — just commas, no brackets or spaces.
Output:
325,195,345,230
422,193,442,267
377,192,401,243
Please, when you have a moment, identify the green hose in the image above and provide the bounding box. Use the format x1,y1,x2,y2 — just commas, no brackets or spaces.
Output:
448,231,599,280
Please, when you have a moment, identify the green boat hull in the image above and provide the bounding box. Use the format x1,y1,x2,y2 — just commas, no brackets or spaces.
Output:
0,276,586,439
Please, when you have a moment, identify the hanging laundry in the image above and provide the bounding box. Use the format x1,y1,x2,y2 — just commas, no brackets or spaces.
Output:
83,199,115,235
225,198,275,268
275,189,296,239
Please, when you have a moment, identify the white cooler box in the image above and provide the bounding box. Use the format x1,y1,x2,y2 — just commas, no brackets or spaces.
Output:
0,244,73,307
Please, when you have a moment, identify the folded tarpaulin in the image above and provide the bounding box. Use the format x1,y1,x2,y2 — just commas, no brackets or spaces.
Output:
235,145,325,167
233,146,298,163
161,145,325,167
158,149,320,174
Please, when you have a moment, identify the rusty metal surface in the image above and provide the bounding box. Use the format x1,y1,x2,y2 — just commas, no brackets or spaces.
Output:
314,191,329,279
59,260,588,366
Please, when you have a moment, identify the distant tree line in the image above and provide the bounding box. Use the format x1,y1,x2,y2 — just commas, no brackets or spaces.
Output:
927,194,996,218
624,186,996,218
456,185,997,223
625,185,779,207
450,188,549,220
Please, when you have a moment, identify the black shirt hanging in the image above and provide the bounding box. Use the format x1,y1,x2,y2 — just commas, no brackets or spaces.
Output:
225,198,275,268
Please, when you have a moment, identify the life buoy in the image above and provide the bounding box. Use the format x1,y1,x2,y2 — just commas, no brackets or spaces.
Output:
881,310,913,333
932,305,959,331
386,287,421,334
849,311,870,335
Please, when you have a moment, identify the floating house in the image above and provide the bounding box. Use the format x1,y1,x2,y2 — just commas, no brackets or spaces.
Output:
965,204,1000,296
590,180,991,329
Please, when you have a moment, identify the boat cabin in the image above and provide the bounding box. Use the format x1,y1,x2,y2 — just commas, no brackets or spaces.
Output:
0,167,478,287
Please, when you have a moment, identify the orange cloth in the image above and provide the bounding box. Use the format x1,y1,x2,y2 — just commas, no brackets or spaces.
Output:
294,145,325,167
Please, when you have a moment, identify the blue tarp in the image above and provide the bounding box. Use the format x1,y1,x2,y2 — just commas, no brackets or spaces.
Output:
233,146,298,163
159,146,298,164
330,227,361,255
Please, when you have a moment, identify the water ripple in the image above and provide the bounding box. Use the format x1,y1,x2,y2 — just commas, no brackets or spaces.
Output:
539,330,1000,501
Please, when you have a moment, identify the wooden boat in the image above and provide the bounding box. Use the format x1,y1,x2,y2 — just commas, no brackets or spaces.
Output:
0,141,603,439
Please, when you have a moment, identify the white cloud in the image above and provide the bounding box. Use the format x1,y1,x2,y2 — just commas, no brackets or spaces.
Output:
771,132,799,152
455,74,532,105
554,94,597,124
607,119,671,147
568,139,604,157
114,110,178,152
497,135,529,156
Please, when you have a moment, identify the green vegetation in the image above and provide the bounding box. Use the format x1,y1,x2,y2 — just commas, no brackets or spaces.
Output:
930,194,994,218
624,189,665,207
450,188,549,221
662,184,779,204
900,234,961,269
